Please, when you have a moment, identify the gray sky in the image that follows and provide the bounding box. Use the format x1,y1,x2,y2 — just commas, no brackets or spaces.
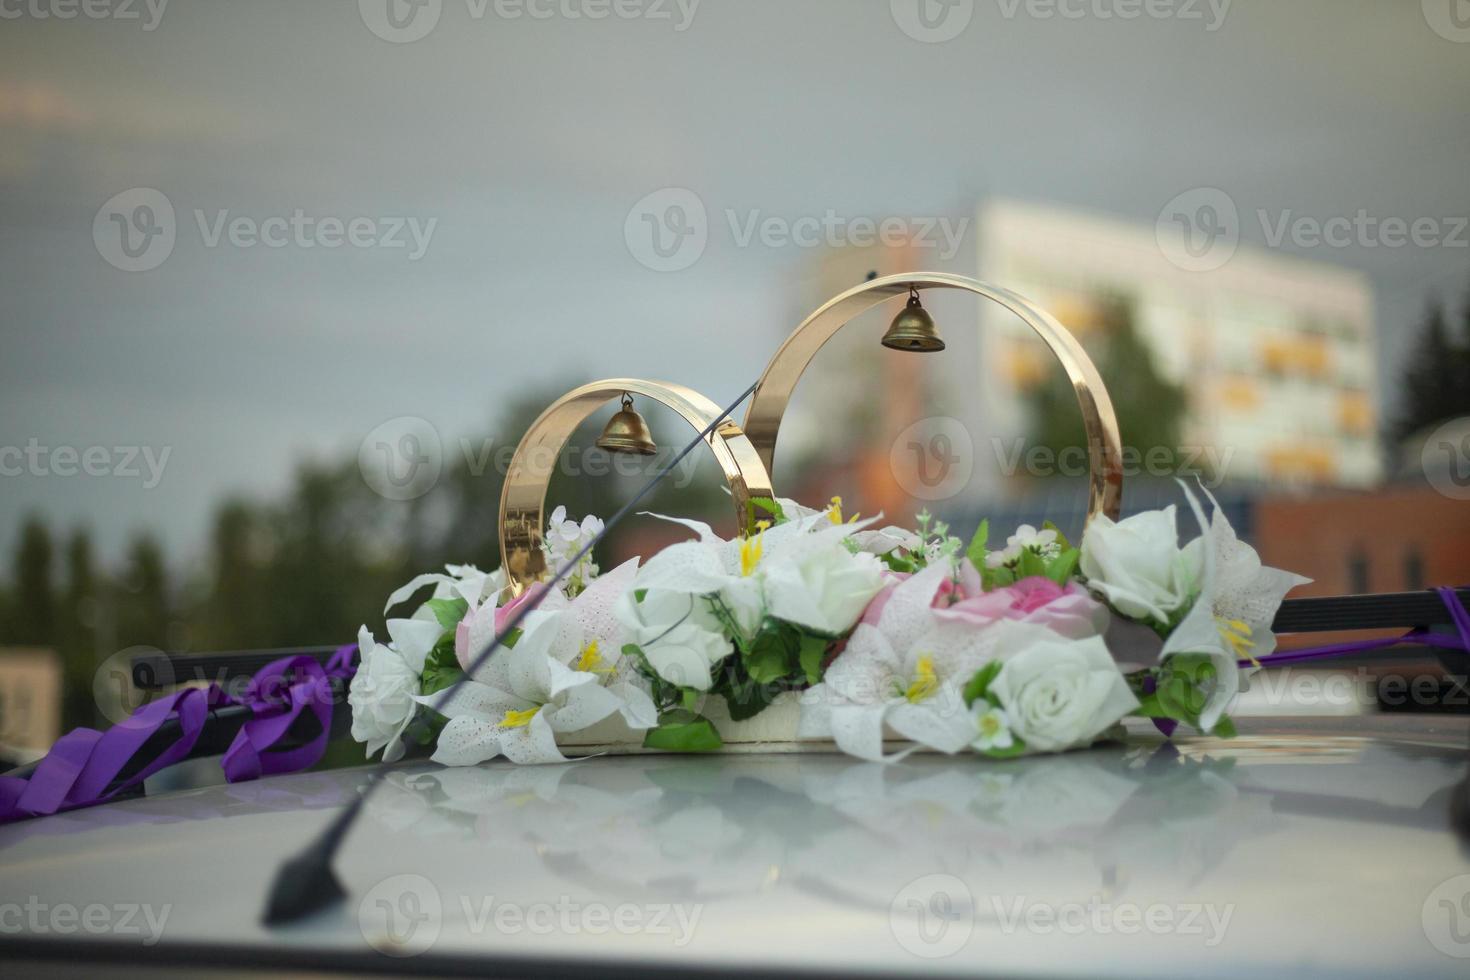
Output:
1,0,1468,565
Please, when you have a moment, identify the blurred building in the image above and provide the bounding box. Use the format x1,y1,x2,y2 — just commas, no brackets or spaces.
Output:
0,648,62,765
977,199,1381,489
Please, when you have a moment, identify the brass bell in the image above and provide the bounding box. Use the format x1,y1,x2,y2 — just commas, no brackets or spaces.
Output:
596,393,658,456
881,287,946,353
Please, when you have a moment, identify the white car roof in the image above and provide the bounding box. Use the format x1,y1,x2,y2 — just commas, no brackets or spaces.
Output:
3,716,1469,978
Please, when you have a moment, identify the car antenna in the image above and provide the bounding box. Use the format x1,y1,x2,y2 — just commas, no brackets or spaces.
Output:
261,380,760,926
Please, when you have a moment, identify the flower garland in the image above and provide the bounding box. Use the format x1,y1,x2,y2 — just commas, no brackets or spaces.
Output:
349,485,1310,766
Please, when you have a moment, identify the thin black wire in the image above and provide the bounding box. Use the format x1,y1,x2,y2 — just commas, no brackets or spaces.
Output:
262,381,760,921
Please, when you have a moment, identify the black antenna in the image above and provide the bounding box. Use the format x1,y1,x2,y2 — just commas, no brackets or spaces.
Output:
261,381,760,926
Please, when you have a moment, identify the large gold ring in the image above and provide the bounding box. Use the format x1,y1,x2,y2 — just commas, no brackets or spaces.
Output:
743,273,1123,522
498,379,775,592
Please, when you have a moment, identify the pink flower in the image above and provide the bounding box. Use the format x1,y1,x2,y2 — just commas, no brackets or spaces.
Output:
933,575,1108,639
454,584,551,671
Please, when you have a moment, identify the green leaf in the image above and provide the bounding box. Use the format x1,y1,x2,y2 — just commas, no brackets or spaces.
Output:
426,597,469,632
978,735,1027,760
1045,547,1080,586
962,660,1003,707
712,660,780,721
642,710,723,753
965,519,990,570
1042,520,1071,551
1017,547,1047,580
680,687,701,712
744,625,798,684
1211,715,1237,739
421,635,464,696
797,634,829,686
747,496,787,527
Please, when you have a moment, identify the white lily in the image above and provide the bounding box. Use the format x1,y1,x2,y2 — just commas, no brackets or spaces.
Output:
1163,483,1310,731
417,607,646,766
797,564,991,761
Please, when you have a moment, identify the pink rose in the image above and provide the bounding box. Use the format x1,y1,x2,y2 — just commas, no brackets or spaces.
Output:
933,575,1108,639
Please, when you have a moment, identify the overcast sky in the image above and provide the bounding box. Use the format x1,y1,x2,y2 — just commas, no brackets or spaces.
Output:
1,0,1468,565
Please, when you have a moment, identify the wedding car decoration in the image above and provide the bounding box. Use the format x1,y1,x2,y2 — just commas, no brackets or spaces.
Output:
350,481,1309,765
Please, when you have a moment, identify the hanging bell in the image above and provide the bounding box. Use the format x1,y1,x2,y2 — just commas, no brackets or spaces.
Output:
596,393,658,456
881,288,946,353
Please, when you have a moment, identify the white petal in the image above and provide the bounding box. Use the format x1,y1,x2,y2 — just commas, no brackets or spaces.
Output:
386,617,443,674
431,715,504,767
499,711,568,765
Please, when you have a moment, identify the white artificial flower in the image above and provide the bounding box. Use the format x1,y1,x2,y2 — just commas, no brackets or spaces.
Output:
1159,482,1309,732
797,565,994,762
762,536,886,637
542,505,604,595
970,702,1014,752
987,623,1140,753
349,624,430,763
777,495,919,557
1190,487,1313,664
632,502,858,646
1078,506,1202,626
615,588,733,692
417,608,639,766
986,524,1062,569
383,564,508,616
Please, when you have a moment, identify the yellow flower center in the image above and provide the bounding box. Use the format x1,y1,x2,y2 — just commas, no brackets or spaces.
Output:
905,655,940,703
1216,617,1257,665
740,521,769,577
977,711,1004,738
827,495,859,525
575,639,615,676
500,707,540,729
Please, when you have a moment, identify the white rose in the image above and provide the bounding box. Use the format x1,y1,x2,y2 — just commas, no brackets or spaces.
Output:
989,632,1140,753
763,543,885,637
348,626,422,763
1079,506,1202,626
615,588,732,691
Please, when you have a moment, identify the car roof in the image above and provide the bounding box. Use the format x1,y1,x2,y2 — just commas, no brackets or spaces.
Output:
3,715,1468,978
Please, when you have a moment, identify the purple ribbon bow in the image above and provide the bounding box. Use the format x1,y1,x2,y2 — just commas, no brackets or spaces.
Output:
0,645,357,824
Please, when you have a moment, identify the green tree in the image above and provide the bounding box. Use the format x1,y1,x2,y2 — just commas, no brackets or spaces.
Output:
5,516,56,646
1391,296,1470,445
59,528,101,729
1029,292,1188,471
115,532,170,651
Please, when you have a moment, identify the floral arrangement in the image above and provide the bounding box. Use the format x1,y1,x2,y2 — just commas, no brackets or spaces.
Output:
349,488,1309,767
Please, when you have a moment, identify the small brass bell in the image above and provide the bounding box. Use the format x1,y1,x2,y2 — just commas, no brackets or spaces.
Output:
881,287,946,353
596,393,658,456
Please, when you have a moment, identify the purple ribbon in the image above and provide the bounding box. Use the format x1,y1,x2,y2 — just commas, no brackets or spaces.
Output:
0,645,356,824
